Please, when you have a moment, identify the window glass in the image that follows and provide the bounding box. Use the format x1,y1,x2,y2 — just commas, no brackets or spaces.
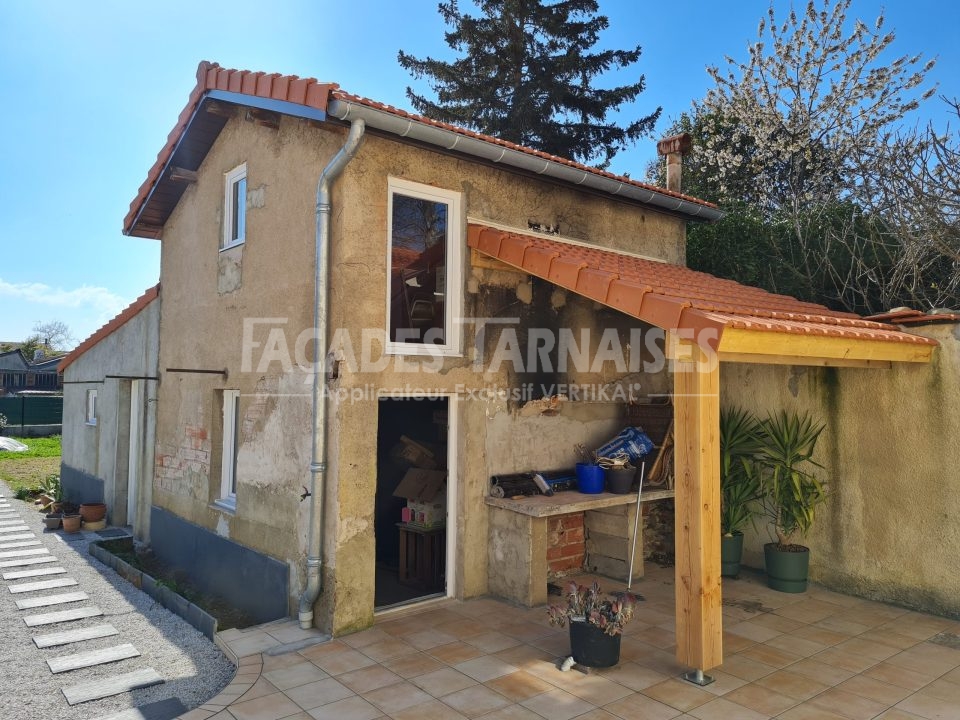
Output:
389,193,448,345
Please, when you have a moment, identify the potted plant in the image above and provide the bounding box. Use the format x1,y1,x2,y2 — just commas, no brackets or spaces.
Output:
547,581,640,668
61,502,82,533
40,474,64,514
597,452,635,494
756,410,827,592
719,408,763,577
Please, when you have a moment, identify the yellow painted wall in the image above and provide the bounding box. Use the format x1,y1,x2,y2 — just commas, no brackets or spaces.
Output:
153,111,686,633
722,323,960,616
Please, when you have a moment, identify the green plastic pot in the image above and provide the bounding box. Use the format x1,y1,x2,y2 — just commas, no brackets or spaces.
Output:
764,542,810,593
720,532,744,578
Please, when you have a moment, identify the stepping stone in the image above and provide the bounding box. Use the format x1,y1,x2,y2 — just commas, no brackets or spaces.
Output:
24,605,103,627
0,540,41,549
48,643,140,674
3,566,66,580
16,591,89,610
0,533,35,542
62,668,164,705
9,577,78,593
92,697,187,720
33,623,119,648
0,555,56,568
0,547,49,559
0,526,31,534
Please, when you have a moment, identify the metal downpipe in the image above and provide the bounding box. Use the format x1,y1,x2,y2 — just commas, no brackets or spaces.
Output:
299,119,366,629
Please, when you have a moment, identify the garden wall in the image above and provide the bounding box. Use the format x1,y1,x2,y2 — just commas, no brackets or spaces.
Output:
722,322,960,617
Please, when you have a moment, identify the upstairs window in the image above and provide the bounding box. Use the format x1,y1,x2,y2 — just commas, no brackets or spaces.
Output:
222,163,247,250
386,178,462,356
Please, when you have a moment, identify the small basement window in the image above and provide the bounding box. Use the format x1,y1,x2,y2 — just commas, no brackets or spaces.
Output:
222,163,247,250
386,178,462,356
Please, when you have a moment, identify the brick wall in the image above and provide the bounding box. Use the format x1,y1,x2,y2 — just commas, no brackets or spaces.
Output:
547,512,585,577
642,499,675,564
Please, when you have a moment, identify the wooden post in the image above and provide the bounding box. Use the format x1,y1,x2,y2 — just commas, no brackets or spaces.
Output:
672,341,723,673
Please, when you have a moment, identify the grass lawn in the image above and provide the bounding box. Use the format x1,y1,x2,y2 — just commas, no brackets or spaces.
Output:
0,436,61,495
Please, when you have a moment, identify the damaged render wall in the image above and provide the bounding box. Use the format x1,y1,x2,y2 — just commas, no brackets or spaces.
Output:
152,109,685,634
722,323,960,617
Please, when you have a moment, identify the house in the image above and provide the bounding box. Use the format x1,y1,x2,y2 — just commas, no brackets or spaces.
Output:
120,62,942,674
57,285,160,536
0,348,63,395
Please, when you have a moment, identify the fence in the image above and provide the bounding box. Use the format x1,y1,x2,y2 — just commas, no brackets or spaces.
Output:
0,395,63,432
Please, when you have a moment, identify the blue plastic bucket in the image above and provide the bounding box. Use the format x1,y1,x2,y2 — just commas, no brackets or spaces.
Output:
576,463,605,494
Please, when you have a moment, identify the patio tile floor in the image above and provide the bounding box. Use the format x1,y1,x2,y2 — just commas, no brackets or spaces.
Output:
203,565,960,719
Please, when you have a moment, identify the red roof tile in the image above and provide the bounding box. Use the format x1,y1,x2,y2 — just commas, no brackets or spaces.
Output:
864,309,960,325
57,285,160,373
123,62,338,235
124,62,716,236
467,225,937,350
330,89,716,210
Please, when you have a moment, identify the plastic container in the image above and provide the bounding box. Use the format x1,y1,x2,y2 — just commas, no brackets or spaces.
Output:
575,463,605,494
569,620,622,667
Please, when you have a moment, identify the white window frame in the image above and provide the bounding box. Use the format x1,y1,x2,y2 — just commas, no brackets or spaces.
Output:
385,177,463,357
221,163,247,251
85,389,97,426
218,389,241,510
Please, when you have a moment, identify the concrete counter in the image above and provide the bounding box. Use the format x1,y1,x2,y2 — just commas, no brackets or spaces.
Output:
485,488,675,606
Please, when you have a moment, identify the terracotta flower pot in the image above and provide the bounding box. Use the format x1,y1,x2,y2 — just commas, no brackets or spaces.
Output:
79,503,106,523
61,514,82,533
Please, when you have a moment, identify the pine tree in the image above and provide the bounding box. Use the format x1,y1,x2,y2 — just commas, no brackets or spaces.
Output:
398,0,660,169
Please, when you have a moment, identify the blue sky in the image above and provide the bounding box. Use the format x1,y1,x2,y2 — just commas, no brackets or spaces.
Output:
1,0,957,348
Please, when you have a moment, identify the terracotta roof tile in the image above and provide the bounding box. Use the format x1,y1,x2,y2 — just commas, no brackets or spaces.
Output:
467,224,937,349
124,61,716,237
123,62,339,235
329,89,717,211
57,285,160,373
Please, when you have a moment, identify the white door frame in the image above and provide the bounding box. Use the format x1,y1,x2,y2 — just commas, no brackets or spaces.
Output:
375,392,458,614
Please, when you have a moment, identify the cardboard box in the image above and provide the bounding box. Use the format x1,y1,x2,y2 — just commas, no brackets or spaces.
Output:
394,468,447,528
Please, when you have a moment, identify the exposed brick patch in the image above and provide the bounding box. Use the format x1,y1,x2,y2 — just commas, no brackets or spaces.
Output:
547,512,585,578
643,499,675,565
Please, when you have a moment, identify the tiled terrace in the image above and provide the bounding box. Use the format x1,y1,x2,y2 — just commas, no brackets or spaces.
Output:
187,566,960,720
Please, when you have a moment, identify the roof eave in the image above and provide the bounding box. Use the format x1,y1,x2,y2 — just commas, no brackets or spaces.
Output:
327,97,723,223
124,90,329,239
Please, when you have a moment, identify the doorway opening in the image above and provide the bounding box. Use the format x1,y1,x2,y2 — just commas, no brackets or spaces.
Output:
375,396,450,610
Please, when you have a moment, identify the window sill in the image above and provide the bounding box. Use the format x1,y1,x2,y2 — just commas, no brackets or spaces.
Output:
85,421,98,427
212,497,236,514
219,241,245,253
385,343,463,358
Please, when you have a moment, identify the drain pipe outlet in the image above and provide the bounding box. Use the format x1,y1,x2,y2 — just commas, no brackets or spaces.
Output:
299,118,366,629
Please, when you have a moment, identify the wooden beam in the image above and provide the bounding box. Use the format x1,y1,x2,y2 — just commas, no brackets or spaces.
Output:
470,248,526,273
720,352,892,369
673,340,723,673
168,167,198,184
718,328,934,364
205,101,235,118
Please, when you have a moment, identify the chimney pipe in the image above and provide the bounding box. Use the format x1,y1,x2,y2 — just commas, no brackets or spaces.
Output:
657,133,692,193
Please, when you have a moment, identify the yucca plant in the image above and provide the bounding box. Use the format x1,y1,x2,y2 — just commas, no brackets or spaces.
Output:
756,411,827,549
719,407,763,535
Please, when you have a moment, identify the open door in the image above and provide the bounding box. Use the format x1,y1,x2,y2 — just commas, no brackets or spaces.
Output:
375,397,449,609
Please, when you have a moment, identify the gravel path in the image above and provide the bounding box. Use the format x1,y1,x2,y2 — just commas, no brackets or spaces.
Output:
0,481,235,720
